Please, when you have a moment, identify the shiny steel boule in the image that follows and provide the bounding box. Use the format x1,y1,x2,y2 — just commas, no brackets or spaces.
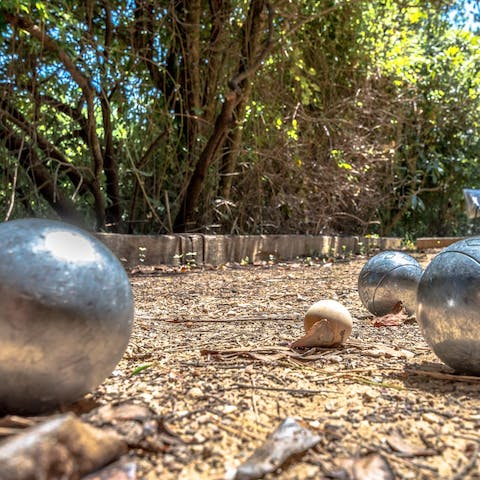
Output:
0,218,134,414
417,237,480,375
358,251,423,316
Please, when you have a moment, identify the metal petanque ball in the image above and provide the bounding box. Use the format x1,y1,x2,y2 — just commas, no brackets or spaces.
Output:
0,218,134,414
417,237,480,375
358,251,423,316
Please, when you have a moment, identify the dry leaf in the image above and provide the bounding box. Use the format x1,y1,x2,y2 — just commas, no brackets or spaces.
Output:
61,397,101,415
0,415,35,438
0,415,35,429
82,461,137,480
386,432,436,457
234,417,321,480
390,301,403,314
0,413,126,480
291,319,339,348
248,352,286,362
88,403,152,424
366,345,414,360
373,310,409,327
336,453,394,480
85,402,190,451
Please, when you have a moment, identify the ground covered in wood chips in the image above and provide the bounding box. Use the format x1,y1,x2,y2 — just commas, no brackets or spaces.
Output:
95,251,480,479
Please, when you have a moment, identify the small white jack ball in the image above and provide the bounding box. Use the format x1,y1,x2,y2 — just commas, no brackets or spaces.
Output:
292,299,353,348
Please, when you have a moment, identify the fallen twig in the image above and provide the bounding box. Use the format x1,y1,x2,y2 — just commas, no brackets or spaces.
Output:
163,315,301,323
383,452,439,474
405,368,480,382
221,384,334,395
212,420,260,441
0,427,28,437
341,374,406,391
250,377,260,434
452,441,479,480
201,342,415,363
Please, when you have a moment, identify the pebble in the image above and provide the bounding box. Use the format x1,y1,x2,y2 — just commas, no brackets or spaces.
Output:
363,389,380,402
194,432,207,443
325,400,338,412
422,412,440,424
220,404,237,414
187,387,204,398
197,414,211,425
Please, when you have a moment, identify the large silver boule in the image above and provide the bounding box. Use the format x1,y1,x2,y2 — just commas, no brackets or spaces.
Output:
0,218,134,414
417,237,480,375
358,251,423,316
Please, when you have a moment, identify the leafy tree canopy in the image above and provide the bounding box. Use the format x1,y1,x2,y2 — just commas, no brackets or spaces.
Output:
0,0,479,237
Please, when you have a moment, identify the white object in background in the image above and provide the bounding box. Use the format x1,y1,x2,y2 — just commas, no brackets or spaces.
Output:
463,189,480,219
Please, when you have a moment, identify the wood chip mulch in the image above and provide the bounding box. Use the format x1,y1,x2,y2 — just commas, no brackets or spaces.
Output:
80,252,480,478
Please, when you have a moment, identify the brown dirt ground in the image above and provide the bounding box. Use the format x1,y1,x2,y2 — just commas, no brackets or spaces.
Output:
96,251,480,479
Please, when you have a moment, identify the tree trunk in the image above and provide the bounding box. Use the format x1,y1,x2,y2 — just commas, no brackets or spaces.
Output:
174,91,239,230
101,93,122,231
220,0,265,199
173,0,272,231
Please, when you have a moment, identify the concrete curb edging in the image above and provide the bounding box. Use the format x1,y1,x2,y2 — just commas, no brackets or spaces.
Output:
95,233,403,267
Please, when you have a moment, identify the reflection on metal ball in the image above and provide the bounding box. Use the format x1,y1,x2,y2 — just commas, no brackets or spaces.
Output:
0,218,134,414
417,237,480,375
358,251,423,316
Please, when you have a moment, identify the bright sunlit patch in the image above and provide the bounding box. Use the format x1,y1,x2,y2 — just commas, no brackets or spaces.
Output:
447,298,456,308
40,230,98,263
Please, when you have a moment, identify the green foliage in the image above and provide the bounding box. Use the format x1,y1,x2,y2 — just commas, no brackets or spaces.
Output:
241,0,480,236
0,0,479,236
359,0,480,236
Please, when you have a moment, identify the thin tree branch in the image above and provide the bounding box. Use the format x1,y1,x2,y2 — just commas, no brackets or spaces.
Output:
3,11,106,228
0,121,87,227
228,2,274,94
5,137,21,221
0,100,94,196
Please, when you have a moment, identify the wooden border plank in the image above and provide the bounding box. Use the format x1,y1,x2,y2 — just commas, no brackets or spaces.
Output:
416,237,462,249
